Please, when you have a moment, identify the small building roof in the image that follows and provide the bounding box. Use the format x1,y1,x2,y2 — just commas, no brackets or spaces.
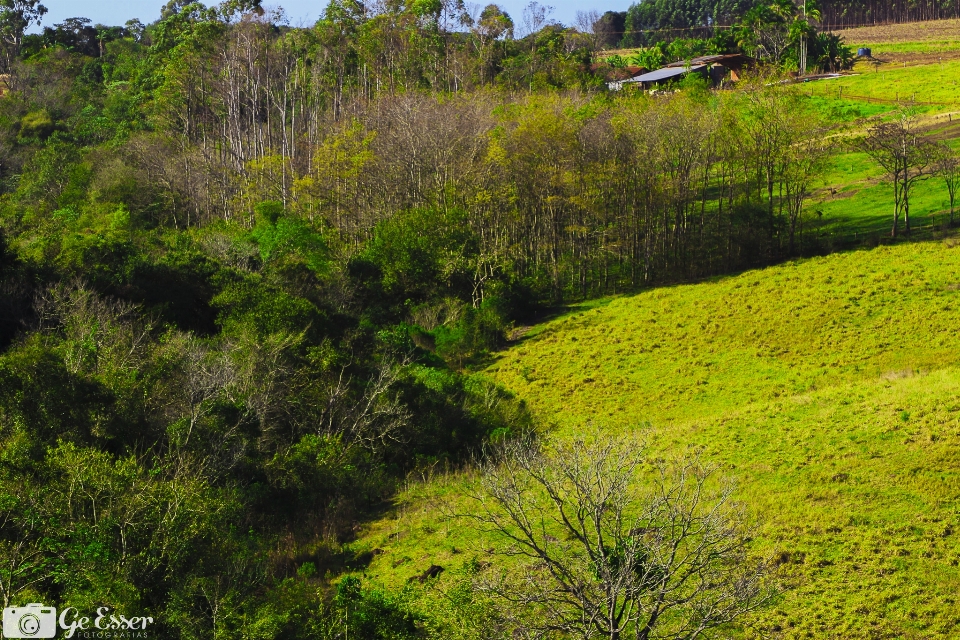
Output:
665,54,754,69
628,64,707,83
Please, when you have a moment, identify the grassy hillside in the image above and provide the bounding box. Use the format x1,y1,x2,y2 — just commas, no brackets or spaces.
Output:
336,28,960,639
358,238,960,638
804,58,960,109
811,146,955,243
796,29,960,243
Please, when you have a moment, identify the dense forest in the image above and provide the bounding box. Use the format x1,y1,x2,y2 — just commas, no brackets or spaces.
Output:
0,0,850,637
617,0,960,46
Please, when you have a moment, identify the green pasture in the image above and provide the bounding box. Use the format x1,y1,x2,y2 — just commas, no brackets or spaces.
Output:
851,40,960,56
802,95,894,123
795,56,960,241
357,239,960,638
349,51,960,638
812,149,958,239
802,58,960,108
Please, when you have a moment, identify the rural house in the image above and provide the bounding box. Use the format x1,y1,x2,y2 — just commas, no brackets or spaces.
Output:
608,54,755,91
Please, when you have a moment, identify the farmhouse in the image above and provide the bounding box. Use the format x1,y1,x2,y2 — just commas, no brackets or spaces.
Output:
608,54,755,91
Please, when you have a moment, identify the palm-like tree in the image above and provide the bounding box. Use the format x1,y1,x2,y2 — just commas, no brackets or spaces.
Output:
771,0,821,74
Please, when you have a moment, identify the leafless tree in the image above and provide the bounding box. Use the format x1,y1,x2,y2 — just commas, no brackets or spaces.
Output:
754,23,791,65
933,141,960,226
319,355,413,455
158,333,250,481
467,433,775,640
783,137,829,253
575,10,602,52
0,486,50,609
35,282,155,377
575,9,599,34
519,1,553,38
859,110,935,237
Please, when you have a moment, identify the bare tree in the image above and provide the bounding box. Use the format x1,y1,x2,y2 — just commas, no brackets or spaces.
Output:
35,282,155,377
468,433,775,640
320,355,413,455
753,22,791,65
933,141,960,226
574,9,599,33
519,1,553,38
160,332,248,481
0,486,51,609
859,110,935,237
574,10,601,53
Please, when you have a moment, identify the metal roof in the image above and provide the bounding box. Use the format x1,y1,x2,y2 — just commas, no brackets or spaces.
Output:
628,65,707,83
665,54,754,68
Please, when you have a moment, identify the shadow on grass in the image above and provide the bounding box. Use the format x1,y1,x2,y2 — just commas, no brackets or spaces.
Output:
470,222,960,370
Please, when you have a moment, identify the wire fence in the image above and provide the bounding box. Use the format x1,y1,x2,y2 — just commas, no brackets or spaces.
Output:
817,209,959,248
799,83,960,108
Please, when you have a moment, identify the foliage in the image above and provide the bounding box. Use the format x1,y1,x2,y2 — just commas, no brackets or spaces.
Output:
628,44,665,69
620,0,853,72
592,10,626,49
0,0,47,71
0,0,954,637
623,0,758,46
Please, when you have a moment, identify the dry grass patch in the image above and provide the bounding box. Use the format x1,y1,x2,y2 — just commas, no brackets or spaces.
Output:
835,18,960,44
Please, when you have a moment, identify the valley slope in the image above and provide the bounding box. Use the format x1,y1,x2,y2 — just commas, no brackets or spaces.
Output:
361,239,960,638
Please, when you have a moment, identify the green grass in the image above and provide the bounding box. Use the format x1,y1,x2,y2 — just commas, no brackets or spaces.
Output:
803,95,895,123
349,54,960,638
802,58,960,107
357,239,960,638
797,55,960,240
813,149,958,238
854,40,960,55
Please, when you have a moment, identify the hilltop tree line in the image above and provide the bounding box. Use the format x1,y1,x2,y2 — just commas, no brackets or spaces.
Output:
595,0,852,73
0,0,847,637
817,0,960,27
601,0,960,51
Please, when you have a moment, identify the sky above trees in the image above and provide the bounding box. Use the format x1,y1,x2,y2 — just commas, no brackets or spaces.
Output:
31,0,633,32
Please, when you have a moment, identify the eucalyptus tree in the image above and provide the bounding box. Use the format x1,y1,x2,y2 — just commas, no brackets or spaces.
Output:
0,0,47,72
471,4,513,83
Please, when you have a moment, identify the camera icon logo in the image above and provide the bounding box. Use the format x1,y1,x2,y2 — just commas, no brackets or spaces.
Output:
2,604,56,638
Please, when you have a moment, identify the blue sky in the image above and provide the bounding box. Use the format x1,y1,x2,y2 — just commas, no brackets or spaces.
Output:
34,0,633,32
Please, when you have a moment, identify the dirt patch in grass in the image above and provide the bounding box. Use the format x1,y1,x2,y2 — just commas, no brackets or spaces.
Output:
812,176,883,201
872,51,960,66
835,19,960,44
508,325,534,342
919,116,960,141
